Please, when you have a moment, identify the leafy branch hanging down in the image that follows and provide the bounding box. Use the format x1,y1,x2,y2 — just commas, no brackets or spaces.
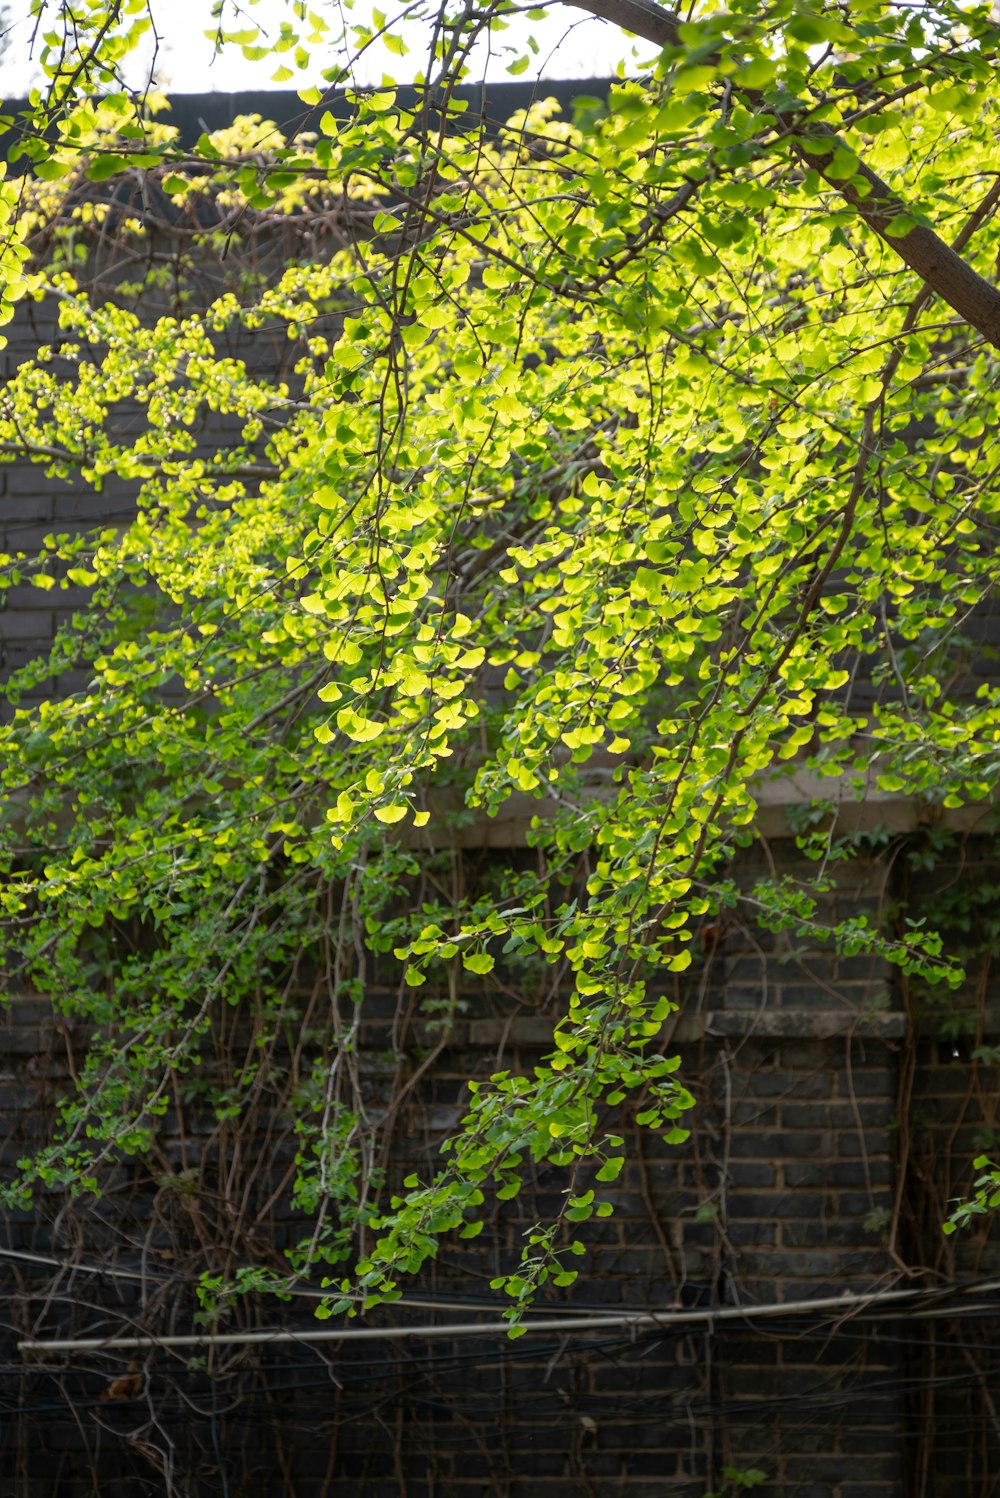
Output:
2,0,1000,1324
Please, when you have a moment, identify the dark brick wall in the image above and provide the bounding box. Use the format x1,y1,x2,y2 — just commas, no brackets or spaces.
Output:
3,182,1000,1496
2,981,911,1498
4,859,1000,1495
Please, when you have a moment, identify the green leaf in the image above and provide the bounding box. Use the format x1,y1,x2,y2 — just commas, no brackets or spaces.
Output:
374,803,408,824
336,707,384,742
86,154,124,182
463,951,494,975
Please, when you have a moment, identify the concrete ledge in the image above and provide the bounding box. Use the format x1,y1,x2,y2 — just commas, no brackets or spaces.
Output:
703,1009,907,1041
398,761,999,848
467,1009,908,1049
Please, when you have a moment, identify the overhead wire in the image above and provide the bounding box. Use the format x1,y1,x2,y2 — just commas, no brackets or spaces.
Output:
15,1274,1000,1354
5,1303,1000,1473
0,1243,628,1320
8,1241,1000,1320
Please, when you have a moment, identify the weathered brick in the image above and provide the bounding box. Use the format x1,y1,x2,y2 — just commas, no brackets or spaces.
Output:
783,1160,893,1189
727,1162,777,1187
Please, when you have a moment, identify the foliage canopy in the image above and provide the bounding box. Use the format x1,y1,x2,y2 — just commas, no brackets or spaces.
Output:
3,0,1000,1320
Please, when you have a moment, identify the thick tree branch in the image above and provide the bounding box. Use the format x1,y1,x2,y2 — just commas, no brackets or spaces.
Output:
565,0,1000,348
566,0,681,46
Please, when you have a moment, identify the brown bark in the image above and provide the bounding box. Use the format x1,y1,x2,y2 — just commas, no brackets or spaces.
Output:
564,0,1000,348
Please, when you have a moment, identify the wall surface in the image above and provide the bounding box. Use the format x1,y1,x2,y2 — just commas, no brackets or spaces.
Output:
3,101,1000,1497
4,847,999,1496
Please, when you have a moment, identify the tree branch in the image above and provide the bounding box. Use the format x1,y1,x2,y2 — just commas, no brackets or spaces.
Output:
564,0,1000,348
0,441,276,482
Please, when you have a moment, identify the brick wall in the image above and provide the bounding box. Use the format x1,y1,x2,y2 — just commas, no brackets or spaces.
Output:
9,842,994,1497
3,158,1000,1497
5,872,1000,1495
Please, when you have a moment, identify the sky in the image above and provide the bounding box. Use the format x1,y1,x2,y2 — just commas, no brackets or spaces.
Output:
0,0,643,97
